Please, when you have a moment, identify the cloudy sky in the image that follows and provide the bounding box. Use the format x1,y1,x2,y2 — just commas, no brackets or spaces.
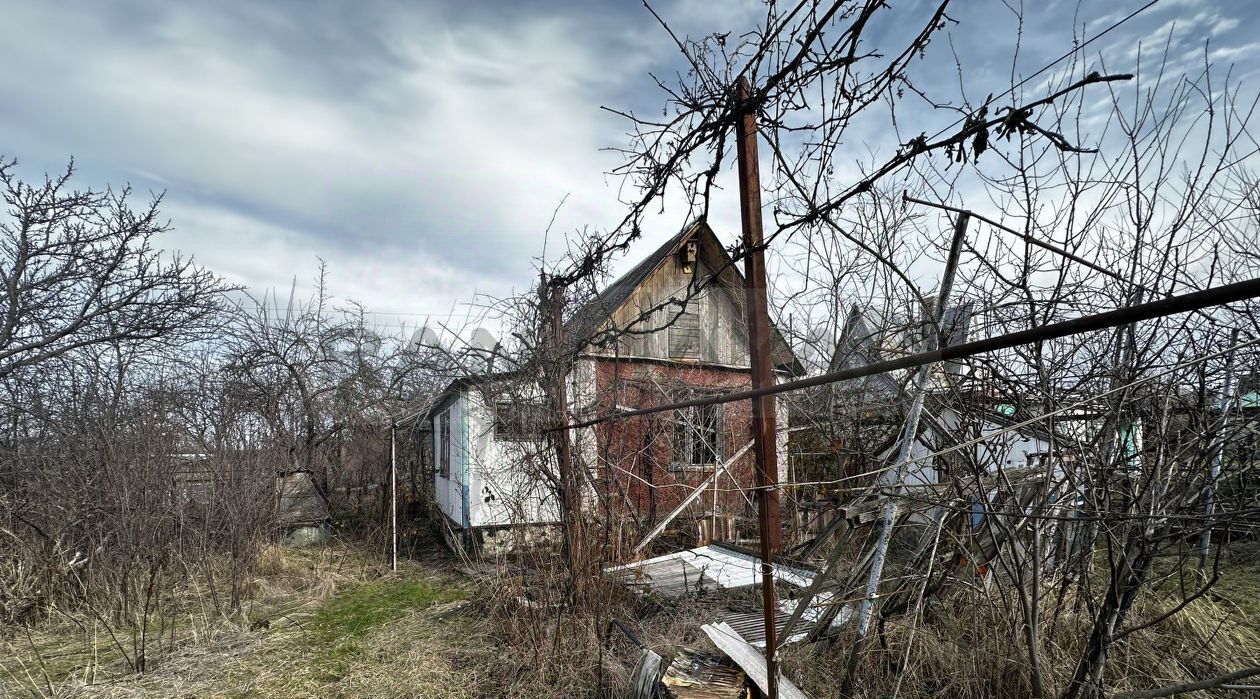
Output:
1,0,1255,337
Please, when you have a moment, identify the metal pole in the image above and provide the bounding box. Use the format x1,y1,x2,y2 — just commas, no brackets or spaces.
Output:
390,423,398,572
1200,327,1240,569
854,212,970,639
735,75,782,699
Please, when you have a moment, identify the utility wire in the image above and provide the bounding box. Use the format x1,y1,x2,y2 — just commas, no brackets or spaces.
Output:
596,334,1260,495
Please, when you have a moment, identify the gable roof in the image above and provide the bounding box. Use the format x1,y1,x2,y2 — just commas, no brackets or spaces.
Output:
418,220,804,427
416,369,528,424
565,219,704,347
828,305,904,396
568,219,800,374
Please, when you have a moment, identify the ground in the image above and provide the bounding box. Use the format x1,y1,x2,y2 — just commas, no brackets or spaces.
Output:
3,538,1259,698
0,542,482,698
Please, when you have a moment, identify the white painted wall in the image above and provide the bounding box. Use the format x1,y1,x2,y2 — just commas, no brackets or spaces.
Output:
889,406,1055,487
433,386,560,531
434,362,789,530
466,393,560,528
432,395,469,528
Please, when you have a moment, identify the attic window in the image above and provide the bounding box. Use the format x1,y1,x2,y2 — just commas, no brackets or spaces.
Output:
668,301,702,359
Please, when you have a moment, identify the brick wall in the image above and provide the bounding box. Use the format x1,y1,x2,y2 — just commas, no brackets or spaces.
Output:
590,358,759,526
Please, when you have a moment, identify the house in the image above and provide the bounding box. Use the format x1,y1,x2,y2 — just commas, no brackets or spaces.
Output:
424,374,560,547
805,303,1073,490
423,220,799,550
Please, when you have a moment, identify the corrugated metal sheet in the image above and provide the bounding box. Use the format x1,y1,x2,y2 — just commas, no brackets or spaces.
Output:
608,557,710,598
723,594,852,647
606,544,829,649
607,544,855,648
604,544,815,597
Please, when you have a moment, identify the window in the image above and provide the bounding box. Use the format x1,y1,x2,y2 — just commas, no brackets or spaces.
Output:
673,403,720,468
669,301,702,359
494,401,548,441
438,409,451,479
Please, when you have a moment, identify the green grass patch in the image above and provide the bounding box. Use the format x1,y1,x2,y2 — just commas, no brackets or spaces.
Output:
308,575,464,644
1144,542,1260,624
1210,544,1260,621
301,574,467,683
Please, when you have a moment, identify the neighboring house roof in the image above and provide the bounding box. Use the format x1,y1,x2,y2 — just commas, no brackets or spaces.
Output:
827,301,973,378
827,304,1077,454
568,219,800,374
827,305,905,397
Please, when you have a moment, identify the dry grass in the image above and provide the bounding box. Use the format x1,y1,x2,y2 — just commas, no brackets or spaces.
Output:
7,536,1259,699
0,539,477,698
779,576,1260,699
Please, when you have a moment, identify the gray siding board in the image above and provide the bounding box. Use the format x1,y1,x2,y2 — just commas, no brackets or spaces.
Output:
610,258,751,366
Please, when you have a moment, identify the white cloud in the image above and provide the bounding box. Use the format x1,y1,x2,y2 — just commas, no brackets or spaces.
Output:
0,1,671,312
2,0,1257,321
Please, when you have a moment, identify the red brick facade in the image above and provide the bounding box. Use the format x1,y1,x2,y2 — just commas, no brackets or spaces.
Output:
590,358,759,524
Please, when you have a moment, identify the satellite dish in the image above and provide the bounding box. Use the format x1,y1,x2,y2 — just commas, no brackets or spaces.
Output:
470,328,498,354
409,326,439,350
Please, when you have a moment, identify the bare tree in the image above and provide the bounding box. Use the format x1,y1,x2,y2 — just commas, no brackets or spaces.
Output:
0,158,229,380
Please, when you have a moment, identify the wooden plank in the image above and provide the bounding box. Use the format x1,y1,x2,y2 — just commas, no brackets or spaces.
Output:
662,648,745,699
701,622,811,699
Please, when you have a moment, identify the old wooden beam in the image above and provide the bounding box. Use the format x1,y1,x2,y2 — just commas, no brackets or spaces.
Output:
702,622,811,699
735,74,782,699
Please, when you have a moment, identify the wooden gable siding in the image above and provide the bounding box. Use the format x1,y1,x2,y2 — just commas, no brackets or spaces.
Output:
603,256,751,367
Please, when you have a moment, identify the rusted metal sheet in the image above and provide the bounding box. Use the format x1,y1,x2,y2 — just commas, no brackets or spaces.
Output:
662,648,746,699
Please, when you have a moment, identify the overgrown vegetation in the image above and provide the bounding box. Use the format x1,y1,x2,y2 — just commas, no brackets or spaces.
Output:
0,540,471,698
4,1,1260,698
